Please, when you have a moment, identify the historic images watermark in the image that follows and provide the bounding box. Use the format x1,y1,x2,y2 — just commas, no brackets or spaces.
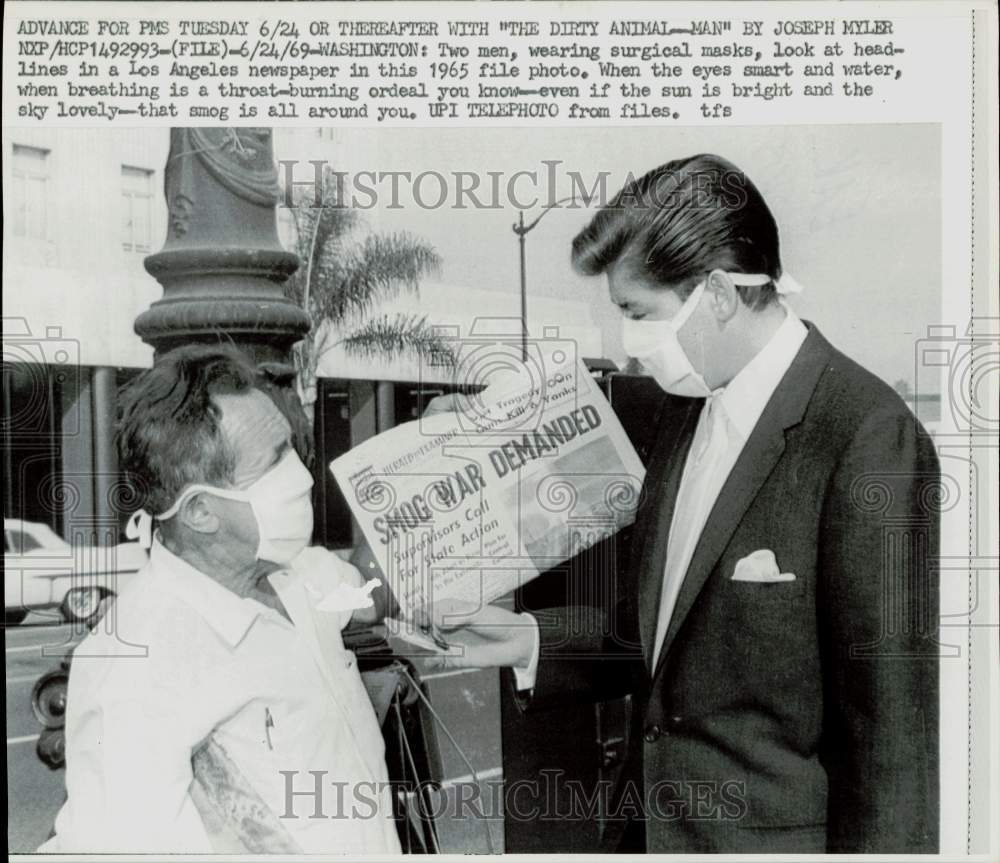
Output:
278,159,752,212
279,769,748,824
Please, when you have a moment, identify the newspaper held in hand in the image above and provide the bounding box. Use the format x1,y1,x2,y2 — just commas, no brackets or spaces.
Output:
330,352,645,622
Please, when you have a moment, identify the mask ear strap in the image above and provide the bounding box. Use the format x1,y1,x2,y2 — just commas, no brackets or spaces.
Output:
127,482,252,550
126,510,154,549
671,279,707,330
726,271,805,296
774,273,804,295
156,491,191,522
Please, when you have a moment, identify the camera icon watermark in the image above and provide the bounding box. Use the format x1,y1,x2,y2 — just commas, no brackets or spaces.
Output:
915,319,999,437
418,317,580,438
2,317,82,439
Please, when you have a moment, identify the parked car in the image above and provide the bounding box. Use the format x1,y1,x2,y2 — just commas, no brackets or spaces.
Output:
4,519,147,625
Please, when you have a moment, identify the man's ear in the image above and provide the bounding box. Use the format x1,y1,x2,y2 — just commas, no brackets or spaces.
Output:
176,492,220,535
706,270,740,323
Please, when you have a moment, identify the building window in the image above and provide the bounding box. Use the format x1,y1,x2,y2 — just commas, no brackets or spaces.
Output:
11,145,50,241
121,165,154,252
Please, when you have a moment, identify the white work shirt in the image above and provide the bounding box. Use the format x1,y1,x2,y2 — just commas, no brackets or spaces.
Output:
514,308,808,689
41,541,401,854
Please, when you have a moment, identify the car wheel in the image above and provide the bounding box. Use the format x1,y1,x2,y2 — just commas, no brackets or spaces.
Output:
61,587,104,624
32,669,69,729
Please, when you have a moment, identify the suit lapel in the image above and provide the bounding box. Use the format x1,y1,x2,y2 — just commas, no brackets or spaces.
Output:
650,324,833,679
634,397,703,672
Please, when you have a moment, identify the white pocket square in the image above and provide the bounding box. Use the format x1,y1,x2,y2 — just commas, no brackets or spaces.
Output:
731,549,796,582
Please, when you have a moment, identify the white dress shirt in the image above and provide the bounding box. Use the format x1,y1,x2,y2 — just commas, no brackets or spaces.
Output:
515,307,808,688
41,541,402,854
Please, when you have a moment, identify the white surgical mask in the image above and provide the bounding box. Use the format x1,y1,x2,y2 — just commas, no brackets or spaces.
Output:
127,449,315,564
622,279,713,397
621,271,803,397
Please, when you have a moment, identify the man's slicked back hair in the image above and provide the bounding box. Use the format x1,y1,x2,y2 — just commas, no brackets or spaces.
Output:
571,154,783,310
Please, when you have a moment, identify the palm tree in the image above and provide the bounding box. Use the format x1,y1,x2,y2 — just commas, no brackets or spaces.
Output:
281,167,454,422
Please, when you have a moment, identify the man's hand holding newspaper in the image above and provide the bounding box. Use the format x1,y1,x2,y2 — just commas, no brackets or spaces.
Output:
411,597,534,671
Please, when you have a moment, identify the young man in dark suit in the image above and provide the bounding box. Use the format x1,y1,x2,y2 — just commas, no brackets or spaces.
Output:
425,154,940,854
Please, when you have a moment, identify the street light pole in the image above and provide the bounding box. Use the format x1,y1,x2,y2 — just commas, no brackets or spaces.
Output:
511,195,584,364
516,210,528,362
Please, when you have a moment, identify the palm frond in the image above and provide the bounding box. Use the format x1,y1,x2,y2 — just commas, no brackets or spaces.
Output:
282,168,360,309
279,166,448,410
317,233,442,324
333,314,456,366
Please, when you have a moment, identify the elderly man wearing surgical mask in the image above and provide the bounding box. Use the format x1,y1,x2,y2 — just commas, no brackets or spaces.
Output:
42,345,401,854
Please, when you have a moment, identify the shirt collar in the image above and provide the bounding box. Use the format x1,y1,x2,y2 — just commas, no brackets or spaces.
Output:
715,306,809,440
149,539,281,648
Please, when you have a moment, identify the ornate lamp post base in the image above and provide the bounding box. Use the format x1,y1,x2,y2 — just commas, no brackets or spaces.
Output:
136,128,309,364
138,247,307,362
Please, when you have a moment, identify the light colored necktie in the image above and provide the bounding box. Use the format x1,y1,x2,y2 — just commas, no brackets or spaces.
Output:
651,395,731,669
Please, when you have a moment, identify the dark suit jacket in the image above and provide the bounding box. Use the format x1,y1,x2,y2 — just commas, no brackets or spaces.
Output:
515,324,940,854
